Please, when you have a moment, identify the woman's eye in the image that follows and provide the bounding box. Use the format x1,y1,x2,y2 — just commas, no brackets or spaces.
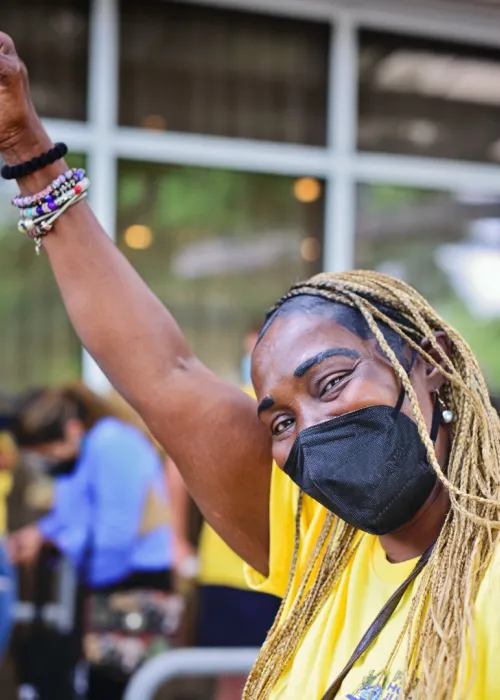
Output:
272,418,294,436
320,374,346,397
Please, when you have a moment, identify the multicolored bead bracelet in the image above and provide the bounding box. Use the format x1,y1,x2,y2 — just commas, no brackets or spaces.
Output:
20,176,89,218
10,152,91,255
18,190,89,255
12,168,86,208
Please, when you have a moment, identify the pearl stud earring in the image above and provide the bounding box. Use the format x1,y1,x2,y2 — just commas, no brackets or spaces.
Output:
436,390,453,424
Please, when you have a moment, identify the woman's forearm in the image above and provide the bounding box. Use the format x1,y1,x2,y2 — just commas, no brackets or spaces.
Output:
3,126,196,416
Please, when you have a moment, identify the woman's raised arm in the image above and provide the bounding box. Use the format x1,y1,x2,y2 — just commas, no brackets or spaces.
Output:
0,33,272,575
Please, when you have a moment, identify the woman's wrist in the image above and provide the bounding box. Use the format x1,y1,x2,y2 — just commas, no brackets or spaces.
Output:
1,119,68,195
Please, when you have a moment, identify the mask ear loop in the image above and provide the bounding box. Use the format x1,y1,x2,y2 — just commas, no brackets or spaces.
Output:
430,393,443,444
391,349,443,445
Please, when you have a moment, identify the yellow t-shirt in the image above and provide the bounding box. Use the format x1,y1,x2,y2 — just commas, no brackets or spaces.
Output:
198,383,259,592
198,521,249,590
0,472,12,535
0,431,16,535
246,465,500,699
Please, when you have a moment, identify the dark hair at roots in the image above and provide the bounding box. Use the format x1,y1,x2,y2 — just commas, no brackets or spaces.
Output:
257,293,418,369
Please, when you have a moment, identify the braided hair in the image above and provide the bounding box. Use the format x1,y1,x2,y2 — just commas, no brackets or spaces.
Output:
243,270,500,700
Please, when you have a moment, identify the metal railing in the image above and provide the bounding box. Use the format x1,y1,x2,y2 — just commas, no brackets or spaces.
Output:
13,558,77,632
123,647,259,700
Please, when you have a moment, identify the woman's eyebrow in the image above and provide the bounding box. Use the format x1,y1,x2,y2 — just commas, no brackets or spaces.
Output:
257,395,275,417
294,348,360,378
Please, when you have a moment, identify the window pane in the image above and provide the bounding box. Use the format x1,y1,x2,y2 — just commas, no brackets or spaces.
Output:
358,30,500,163
356,183,500,390
0,0,89,121
0,155,85,391
118,162,324,380
119,1,329,145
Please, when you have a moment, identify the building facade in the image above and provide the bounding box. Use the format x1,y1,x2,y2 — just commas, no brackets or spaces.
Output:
2,0,500,392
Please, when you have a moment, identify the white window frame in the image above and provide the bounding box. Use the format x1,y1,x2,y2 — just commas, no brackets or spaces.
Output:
39,0,500,389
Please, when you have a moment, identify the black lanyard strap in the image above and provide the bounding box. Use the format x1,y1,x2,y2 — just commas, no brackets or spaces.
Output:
320,544,433,700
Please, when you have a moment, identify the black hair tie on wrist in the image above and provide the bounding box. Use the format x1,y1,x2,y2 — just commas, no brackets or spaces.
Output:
1,142,68,181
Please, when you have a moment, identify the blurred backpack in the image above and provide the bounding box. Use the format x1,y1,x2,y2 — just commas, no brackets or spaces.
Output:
16,546,82,700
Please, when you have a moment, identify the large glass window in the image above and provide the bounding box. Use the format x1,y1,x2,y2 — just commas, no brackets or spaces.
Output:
0,0,90,121
118,161,324,381
356,183,500,390
0,156,85,392
358,30,500,163
119,0,330,145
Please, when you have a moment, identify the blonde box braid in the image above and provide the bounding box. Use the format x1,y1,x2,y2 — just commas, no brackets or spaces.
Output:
243,270,500,700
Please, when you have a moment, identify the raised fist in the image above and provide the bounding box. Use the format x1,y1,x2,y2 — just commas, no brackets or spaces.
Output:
0,32,48,161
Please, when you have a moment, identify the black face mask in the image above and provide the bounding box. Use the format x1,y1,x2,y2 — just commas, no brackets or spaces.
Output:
43,456,79,477
284,365,441,536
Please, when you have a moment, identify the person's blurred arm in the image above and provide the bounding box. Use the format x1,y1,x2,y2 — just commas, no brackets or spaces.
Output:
164,454,197,571
36,478,89,556
8,469,90,566
10,458,92,567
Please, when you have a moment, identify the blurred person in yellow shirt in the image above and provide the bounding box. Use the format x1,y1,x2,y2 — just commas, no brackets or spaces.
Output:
0,431,15,535
0,399,17,535
166,324,280,700
0,403,17,660
166,458,280,700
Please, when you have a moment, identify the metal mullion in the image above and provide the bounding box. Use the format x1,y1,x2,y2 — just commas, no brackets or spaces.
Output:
174,0,337,21
176,0,500,50
354,153,500,193
323,13,358,273
41,119,95,152
83,0,119,392
110,128,332,177
349,0,500,49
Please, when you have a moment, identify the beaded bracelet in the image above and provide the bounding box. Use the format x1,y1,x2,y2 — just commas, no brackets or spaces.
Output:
18,176,90,234
19,178,90,231
1,142,68,181
12,168,86,208
20,175,85,218
19,190,89,255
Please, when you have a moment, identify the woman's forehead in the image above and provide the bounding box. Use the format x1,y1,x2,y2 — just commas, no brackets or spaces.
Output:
251,313,367,389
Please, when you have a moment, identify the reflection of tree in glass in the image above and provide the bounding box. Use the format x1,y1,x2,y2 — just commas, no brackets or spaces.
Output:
357,184,500,392
117,162,323,379
0,154,86,391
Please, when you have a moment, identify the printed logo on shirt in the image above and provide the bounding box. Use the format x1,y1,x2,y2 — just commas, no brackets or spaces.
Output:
345,670,420,700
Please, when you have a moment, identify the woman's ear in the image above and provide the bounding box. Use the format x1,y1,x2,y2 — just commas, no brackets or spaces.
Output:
420,331,452,391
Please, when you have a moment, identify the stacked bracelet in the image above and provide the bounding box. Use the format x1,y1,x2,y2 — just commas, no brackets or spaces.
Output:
12,167,90,255
18,190,89,255
20,175,85,218
12,168,85,209
1,143,68,180
9,144,91,254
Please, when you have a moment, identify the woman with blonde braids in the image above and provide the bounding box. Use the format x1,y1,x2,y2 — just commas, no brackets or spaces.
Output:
0,33,500,699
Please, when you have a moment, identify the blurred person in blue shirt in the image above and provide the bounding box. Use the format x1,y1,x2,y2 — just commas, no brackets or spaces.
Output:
8,384,173,587
0,405,17,664
8,384,174,700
